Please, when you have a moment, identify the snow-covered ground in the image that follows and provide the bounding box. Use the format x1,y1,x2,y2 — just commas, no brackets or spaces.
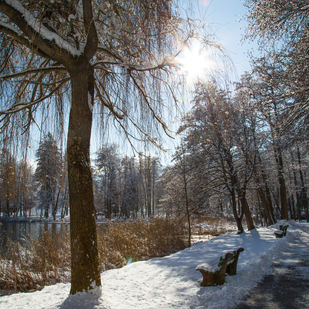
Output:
0,220,307,309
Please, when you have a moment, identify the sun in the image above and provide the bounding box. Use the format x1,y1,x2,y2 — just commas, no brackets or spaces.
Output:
178,41,215,82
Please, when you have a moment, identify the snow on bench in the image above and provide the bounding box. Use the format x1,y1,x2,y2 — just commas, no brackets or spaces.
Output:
274,224,289,238
196,247,244,286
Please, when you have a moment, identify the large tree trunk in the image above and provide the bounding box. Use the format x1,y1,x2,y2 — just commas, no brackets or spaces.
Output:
67,66,101,294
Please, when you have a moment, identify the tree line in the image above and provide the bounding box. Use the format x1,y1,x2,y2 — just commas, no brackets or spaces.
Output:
0,134,161,221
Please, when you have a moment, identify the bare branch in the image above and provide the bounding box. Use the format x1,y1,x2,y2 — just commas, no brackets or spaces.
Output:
0,21,52,59
94,80,124,119
0,66,66,80
0,77,69,115
129,72,173,138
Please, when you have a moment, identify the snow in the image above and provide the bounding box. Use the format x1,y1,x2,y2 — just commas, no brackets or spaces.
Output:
6,0,82,56
0,221,308,309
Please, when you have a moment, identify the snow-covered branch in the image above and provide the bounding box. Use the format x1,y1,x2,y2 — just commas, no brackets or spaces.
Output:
0,0,83,63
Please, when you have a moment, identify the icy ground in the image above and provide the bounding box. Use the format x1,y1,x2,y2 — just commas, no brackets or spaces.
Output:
0,220,308,309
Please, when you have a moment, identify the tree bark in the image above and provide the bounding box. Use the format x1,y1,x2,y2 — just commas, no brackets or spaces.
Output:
239,190,255,231
231,188,244,233
183,166,191,247
67,65,101,294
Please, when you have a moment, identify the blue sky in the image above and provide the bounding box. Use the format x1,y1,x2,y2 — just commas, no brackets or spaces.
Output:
193,0,256,80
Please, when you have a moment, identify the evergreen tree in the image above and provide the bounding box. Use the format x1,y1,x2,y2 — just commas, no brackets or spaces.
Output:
35,133,61,219
95,144,120,219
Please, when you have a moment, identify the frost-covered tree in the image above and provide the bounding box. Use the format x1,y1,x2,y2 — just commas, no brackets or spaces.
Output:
138,153,161,217
95,144,120,219
120,156,139,219
35,133,61,219
178,82,256,232
0,149,17,216
245,0,309,138
0,0,204,293
236,70,291,220
15,158,36,217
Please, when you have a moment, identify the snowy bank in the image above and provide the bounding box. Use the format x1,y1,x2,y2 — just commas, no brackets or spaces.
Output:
0,221,307,309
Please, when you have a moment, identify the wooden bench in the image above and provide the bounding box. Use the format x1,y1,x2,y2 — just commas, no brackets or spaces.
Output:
280,224,289,236
196,247,244,286
274,224,289,238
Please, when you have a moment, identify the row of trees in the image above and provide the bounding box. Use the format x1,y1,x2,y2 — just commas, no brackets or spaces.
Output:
0,134,161,220
158,0,309,233
94,144,161,219
159,81,309,234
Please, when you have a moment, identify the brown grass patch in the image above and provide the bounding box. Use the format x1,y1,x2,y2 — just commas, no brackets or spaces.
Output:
97,217,187,270
0,217,187,294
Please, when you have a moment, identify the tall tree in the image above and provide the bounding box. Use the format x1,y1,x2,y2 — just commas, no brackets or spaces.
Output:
0,148,17,216
245,0,309,141
178,82,255,232
0,0,201,293
35,133,61,219
237,70,289,219
120,156,139,219
95,144,120,219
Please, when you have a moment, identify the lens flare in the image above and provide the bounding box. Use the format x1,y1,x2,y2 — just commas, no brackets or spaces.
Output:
127,257,133,265
201,0,210,5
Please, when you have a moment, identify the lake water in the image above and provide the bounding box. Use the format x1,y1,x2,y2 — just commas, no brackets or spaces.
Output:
0,221,70,254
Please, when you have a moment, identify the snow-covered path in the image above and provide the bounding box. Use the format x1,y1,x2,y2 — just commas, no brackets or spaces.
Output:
0,221,307,309
236,226,309,308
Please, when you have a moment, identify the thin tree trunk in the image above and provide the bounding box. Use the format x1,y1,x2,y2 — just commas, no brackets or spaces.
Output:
53,189,61,221
183,167,191,247
257,192,264,226
275,150,288,219
297,146,309,222
258,156,276,223
231,189,244,233
239,190,255,231
67,66,101,294
256,175,273,226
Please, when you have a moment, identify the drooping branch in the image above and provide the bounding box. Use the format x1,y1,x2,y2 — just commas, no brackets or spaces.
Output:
94,80,124,119
0,77,69,115
129,72,173,138
0,66,66,80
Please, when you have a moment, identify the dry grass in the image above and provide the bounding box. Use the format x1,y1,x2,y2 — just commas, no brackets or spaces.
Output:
97,217,187,270
0,217,187,294
0,227,71,294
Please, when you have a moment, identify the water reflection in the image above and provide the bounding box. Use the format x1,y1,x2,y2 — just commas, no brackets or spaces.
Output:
0,221,70,254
